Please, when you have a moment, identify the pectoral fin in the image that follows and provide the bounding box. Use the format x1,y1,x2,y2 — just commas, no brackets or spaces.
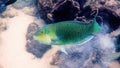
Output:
60,45,68,55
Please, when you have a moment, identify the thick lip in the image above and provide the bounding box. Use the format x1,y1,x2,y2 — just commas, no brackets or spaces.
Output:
33,34,52,45
33,35,37,40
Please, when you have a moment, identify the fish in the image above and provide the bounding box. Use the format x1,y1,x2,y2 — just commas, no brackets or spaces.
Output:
34,18,102,54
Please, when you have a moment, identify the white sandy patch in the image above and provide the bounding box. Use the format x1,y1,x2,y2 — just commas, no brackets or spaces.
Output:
0,6,58,68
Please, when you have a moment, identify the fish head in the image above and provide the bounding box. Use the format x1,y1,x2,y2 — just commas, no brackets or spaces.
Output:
33,27,52,45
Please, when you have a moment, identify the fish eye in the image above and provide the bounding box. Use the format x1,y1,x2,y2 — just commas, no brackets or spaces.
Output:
41,30,44,33
41,29,46,34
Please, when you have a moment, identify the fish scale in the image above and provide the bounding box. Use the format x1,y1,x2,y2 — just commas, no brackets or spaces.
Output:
48,21,94,44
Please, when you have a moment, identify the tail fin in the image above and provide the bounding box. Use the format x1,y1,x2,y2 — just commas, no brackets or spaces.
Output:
93,18,102,33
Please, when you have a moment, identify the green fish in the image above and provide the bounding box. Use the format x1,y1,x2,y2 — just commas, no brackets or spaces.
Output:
34,18,101,54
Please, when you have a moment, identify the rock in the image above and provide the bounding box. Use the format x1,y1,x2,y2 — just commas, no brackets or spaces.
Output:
36,0,84,24
26,23,51,58
51,0,80,22
0,0,17,13
98,7,120,32
5,0,17,5
37,0,120,31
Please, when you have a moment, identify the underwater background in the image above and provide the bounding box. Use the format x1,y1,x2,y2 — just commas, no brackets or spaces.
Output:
0,0,120,68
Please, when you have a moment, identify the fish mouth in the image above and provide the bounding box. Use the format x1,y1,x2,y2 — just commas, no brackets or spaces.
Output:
33,34,52,45
33,35,38,40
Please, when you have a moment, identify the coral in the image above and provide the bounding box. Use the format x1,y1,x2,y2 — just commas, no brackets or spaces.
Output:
37,0,120,31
